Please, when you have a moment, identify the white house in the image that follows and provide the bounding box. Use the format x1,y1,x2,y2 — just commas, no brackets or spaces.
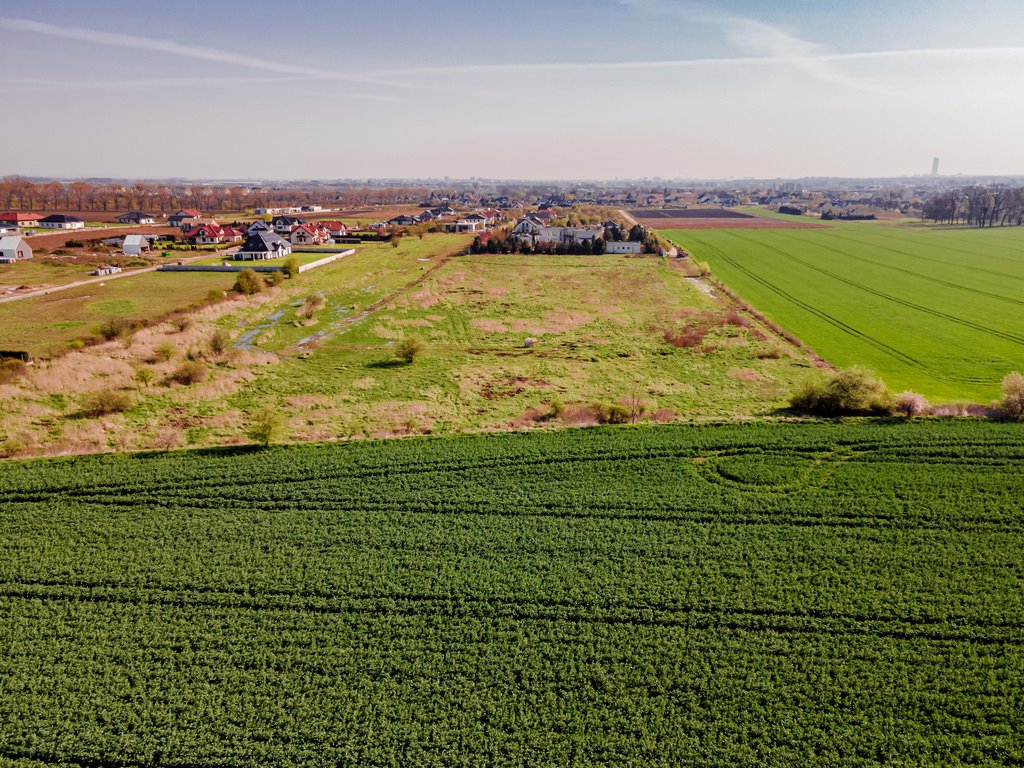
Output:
122,234,151,256
272,215,304,234
116,211,156,225
535,226,604,246
38,214,85,230
247,220,273,235
605,241,643,254
0,236,32,263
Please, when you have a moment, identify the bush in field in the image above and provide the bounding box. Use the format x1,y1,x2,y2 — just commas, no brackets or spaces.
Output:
233,268,264,295
0,358,29,385
154,343,177,363
247,407,283,447
282,258,300,279
98,316,132,341
299,294,326,319
81,389,133,417
134,367,155,389
790,366,892,415
208,329,230,357
169,361,209,385
996,371,1024,420
664,325,707,349
172,316,193,333
894,391,930,417
267,270,286,286
395,337,425,364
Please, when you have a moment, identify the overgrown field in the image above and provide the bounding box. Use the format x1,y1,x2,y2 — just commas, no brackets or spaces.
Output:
0,421,1021,766
664,224,1024,402
1,237,814,456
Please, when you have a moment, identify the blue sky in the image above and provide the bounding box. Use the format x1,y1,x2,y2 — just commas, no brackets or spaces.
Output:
3,0,1024,180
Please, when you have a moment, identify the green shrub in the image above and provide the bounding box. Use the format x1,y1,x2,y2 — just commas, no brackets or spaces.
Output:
233,268,264,295
169,361,209,385
154,343,177,362
997,371,1024,420
789,366,892,415
208,329,230,357
98,316,132,341
81,389,133,417
247,407,283,447
395,337,425,364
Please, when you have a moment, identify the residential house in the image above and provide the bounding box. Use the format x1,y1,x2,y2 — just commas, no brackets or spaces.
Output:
168,209,202,229
0,212,42,228
247,220,273,235
122,234,151,256
317,221,348,240
116,211,156,225
388,214,418,227
288,223,330,245
272,215,304,234
183,223,242,245
535,226,604,246
235,232,292,261
300,205,323,212
0,236,32,263
445,216,487,233
38,214,85,230
91,265,122,276
511,217,543,236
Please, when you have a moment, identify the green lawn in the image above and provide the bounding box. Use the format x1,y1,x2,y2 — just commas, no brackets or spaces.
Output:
665,222,1024,401
0,271,237,356
0,421,1021,766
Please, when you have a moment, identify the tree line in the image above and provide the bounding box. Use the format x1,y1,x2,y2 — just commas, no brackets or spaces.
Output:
0,176,429,214
921,186,1024,227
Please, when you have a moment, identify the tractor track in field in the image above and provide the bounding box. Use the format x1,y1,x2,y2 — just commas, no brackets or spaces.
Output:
728,233,1024,349
680,234,936,375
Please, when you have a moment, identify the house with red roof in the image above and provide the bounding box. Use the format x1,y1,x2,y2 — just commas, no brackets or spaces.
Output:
183,223,243,245
288,223,331,245
168,209,203,229
0,212,43,228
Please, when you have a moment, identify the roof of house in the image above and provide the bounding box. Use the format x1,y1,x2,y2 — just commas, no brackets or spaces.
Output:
176,208,202,217
0,235,28,250
39,214,84,224
123,234,146,246
118,211,156,218
239,232,290,252
0,212,42,222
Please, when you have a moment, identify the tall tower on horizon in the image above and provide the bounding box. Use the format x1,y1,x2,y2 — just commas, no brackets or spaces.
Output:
931,157,940,177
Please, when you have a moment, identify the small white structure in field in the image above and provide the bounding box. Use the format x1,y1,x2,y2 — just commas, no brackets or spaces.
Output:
91,265,122,276
122,234,151,256
605,241,643,254
0,236,32,263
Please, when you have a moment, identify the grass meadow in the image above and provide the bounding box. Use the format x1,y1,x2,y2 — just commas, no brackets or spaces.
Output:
0,232,816,456
665,223,1024,401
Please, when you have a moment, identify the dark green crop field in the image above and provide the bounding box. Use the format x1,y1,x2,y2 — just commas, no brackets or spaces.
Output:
1,422,1022,766
665,224,1024,402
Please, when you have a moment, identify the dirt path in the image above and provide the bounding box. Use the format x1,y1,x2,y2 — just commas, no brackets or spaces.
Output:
619,209,639,226
286,245,464,354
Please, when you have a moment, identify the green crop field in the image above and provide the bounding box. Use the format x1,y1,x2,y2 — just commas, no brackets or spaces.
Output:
0,421,1021,766
664,224,1024,402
